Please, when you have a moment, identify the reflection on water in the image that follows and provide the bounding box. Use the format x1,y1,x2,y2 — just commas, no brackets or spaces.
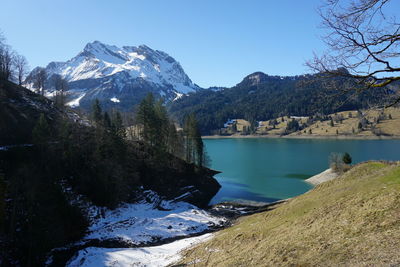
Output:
209,180,280,205
284,173,313,179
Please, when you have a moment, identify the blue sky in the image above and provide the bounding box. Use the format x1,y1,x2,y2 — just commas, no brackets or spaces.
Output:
1,0,326,88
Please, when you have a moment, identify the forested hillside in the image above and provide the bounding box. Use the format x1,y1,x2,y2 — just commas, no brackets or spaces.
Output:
0,80,220,266
169,72,395,134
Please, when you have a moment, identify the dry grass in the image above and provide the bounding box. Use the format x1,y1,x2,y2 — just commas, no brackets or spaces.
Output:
235,119,251,132
255,108,400,137
177,162,400,266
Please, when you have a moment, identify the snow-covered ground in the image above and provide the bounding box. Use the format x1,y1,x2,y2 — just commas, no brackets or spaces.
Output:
64,191,225,267
84,198,225,245
67,233,212,267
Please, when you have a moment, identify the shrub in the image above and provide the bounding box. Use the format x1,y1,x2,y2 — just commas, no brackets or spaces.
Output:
330,153,350,173
285,119,300,134
330,118,334,127
342,152,352,164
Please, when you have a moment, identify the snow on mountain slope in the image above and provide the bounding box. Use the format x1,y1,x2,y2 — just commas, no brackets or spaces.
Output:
26,41,200,110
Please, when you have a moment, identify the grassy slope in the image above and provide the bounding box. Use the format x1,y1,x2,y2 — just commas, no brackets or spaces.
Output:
179,162,400,266
257,107,400,137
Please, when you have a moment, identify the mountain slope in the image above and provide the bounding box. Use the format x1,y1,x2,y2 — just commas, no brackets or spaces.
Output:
256,108,400,137
0,80,220,266
25,41,200,111
179,161,400,266
169,72,394,134
0,79,76,146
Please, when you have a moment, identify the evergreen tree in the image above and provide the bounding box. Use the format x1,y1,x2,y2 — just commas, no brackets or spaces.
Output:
184,114,205,166
285,119,299,133
330,118,334,127
112,111,125,138
154,99,170,152
92,99,103,125
136,93,157,145
32,113,51,145
342,152,352,164
103,111,112,129
136,93,185,159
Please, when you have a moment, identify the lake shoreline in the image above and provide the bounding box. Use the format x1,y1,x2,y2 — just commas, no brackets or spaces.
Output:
203,134,400,140
305,168,338,185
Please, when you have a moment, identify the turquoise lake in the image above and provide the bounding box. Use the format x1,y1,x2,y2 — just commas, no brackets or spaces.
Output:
204,138,400,204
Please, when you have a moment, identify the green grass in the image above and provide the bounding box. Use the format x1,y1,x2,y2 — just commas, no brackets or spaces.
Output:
178,162,400,266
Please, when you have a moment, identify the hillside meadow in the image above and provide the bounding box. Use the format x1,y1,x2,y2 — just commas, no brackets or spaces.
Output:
178,161,400,266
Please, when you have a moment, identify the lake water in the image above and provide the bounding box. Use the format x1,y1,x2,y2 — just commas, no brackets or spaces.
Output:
205,138,400,204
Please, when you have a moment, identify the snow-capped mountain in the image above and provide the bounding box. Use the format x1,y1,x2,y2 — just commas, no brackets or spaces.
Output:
25,41,200,110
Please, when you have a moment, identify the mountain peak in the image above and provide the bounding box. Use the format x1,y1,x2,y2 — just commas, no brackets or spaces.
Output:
238,72,269,86
26,41,200,110
83,40,105,52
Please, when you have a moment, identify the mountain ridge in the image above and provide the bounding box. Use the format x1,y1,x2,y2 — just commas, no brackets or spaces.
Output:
169,71,394,134
25,41,200,111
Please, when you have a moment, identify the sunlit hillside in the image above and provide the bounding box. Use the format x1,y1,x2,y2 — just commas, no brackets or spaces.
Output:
179,161,400,266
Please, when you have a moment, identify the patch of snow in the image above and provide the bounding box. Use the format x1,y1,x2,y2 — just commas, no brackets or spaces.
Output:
67,234,212,267
290,116,309,120
173,92,183,101
84,198,224,245
110,97,120,103
54,189,225,267
66,93,86,107
45,90,57,98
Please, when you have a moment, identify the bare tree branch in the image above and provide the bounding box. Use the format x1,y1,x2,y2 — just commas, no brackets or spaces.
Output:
307,0,400,107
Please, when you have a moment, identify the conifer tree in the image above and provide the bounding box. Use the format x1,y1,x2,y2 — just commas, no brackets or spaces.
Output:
342,152,352,165
32,113,51,145
184,114,205,166
136,93,157,145
103,111,112,129
112,111,125,138
92,99,103,125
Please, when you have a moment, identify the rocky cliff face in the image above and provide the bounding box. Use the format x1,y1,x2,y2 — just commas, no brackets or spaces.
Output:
25,41,200,111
